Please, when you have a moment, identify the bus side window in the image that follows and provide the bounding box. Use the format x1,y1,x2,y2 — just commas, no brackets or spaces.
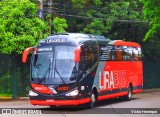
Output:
109,46,123,61
87,44,98,67
131,51,138,61
122,47,132,61
98,44,107,59
80,43,98,75
110,50,116,61
138,47,142,61
116,46,123,61
79,45,87,75
109,50,113,60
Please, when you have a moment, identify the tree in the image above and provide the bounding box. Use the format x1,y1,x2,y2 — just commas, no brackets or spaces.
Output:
140,0,160,62
0,0,48,54
0,0,49,96
53,0,143,40
83,19,106,35
142,0,160,41
53,17,68,33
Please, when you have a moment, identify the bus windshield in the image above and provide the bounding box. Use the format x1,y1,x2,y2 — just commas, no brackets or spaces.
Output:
31,45,77,84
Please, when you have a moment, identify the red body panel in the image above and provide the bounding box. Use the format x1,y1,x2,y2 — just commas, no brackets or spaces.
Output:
30,98,90,106
31,83,54,95
114,41,140,47
98,61,143,100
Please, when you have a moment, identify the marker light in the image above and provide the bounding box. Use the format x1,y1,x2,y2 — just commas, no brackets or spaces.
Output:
22,47,33,63
74,46,81,62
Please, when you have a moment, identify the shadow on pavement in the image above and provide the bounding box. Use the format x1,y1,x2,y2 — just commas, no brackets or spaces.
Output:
37,97,139,114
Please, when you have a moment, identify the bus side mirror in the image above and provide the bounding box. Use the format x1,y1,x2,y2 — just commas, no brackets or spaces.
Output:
22,47,33,63
74,46,81,62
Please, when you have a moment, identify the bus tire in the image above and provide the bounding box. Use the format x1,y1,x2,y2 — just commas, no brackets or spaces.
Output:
125,85,132,101
89,93,96,109
89,92,96,109
49,105,56,108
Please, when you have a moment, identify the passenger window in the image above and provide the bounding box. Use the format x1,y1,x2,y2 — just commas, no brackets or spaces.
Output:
80,43,98,75
122,46,141,61
99,45,142,61
116,46,123,61
109,46,123,61
99,44,112,61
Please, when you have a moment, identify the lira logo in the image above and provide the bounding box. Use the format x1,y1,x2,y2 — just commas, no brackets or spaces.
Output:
99,70,126,90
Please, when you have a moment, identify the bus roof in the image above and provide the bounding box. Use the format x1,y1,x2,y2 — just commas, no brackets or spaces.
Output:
48,33,109,40
39,33,110,45
109,40,141,47
39,33,140,48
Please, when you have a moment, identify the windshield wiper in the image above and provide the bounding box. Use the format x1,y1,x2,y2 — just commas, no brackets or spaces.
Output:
54,67,66,85
54,56,66,84
38,62,52,83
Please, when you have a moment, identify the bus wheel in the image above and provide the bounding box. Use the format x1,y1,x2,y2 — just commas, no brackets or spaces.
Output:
125,85,132,101
89,93,96,109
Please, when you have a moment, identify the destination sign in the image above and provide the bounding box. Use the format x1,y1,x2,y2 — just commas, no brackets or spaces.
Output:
45,39,65,43
38,47,52,52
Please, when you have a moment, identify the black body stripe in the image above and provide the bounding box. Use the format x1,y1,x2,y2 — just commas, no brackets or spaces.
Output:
99,85,143,96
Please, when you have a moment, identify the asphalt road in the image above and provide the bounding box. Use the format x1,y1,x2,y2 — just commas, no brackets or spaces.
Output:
0,90,160,117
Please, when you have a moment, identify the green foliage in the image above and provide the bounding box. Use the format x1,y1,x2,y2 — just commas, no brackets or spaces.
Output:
142,0,160,41
70,0,86,9
0,0,48,54
53,17,68,33
83,19,106,35
66,0,143,36
92,0,102,6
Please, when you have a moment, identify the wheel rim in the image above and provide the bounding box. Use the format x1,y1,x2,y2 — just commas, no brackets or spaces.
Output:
91,93,96,103
128,87,132,98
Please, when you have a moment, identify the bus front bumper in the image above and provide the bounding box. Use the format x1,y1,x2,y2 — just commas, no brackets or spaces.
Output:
30,98,90,106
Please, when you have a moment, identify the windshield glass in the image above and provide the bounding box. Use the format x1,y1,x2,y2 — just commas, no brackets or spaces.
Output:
32,52,53,79
31,45,77,84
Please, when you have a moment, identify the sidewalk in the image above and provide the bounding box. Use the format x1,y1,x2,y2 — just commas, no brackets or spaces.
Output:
0,96,29,101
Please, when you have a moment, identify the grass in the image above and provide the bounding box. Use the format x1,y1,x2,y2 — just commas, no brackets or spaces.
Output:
0,93,12,99
0,93,12,97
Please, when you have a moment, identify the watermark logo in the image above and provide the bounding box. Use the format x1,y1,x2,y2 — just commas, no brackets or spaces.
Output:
1,109,42,115
2,109,12,114
0,108,160,114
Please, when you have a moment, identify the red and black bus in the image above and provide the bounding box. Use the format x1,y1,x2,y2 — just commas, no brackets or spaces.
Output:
22,33,143,108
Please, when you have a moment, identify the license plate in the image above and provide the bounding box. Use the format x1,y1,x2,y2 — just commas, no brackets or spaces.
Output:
46,99,55,102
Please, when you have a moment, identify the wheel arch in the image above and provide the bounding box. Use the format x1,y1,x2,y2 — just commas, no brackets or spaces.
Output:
128,82,133,92
92,87,98,101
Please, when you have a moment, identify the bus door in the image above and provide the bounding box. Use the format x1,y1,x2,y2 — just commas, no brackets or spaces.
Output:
78,41,98,97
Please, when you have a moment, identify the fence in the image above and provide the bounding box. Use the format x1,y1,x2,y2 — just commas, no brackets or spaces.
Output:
0,54,160,98
0,54,30,98
143,62,160,89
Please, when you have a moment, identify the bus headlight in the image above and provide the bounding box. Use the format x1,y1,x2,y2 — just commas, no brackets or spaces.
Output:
29,90,38,96
65,89,79,96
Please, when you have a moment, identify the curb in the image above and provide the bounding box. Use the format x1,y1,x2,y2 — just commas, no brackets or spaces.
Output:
18,97,29,100
0,96,29,100
0,97,12,100
142,88,160,93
